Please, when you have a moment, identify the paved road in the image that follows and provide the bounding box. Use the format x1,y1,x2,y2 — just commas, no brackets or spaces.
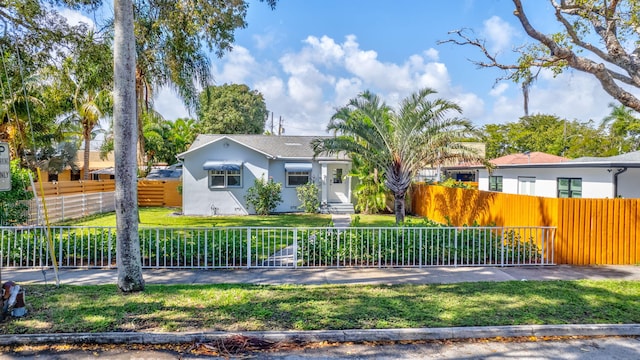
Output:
1,336,638,359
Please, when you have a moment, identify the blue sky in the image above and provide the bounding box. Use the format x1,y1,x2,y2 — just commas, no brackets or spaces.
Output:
68,0,629,135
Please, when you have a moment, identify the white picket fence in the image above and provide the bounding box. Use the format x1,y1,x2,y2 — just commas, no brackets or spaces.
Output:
24,192,116,225
0,225,556,269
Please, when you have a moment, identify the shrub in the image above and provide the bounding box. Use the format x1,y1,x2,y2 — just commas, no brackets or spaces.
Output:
245,176,282,215
296,182,320,213
0,160,34,225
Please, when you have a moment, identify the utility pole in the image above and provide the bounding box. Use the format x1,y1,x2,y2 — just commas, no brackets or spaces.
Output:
278,116,285,136
269,112,274,135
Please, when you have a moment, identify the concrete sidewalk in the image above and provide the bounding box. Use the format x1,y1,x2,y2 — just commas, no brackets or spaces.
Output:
3,265,640,286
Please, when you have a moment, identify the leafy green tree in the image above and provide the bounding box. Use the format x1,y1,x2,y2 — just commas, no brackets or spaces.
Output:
0,46,47,161
601,104,640,154
481,115,609,159
196,84,267,134
47,32,113,179
313,88,483,224
111,0,275,292
130,1,276,161
444,0,640,113
143,115,196,166
0,160,33,225
245,176,282,215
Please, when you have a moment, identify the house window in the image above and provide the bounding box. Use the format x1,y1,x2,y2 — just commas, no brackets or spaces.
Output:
70,170,81,181
518,176,536,195
284,163,312,187
489,176,503,192
332,168,343,184
558,178,582,198
287,171,310,186
209,169,242,188
48,173,58,182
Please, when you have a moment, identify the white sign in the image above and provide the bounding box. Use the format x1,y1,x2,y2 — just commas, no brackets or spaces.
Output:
0,142,10,191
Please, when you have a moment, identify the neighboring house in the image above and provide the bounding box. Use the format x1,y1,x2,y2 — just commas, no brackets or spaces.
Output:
177,135,352,215
475,151,640,198
415,142,486,182
41,150,116,181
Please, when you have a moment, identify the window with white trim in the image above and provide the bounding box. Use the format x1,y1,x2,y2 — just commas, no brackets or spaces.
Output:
518,176,536,195
209,168,242,188
287,171,310,186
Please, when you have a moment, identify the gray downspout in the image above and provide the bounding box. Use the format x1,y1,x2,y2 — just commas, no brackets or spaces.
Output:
613,167,628,198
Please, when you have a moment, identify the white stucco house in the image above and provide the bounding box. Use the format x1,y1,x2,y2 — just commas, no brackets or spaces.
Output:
177,134,353,215
473,151,640,198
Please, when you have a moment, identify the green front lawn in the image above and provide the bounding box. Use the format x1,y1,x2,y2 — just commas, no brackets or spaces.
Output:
56,208,429,228
3,280,638,334
58,207,334,227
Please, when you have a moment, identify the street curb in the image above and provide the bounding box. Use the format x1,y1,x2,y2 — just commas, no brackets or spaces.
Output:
0,324,638,346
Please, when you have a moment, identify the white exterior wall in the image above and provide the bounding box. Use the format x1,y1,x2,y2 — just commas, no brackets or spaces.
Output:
268,160,321,213
617,168,640,198
182,140,269,215
478,167,617,198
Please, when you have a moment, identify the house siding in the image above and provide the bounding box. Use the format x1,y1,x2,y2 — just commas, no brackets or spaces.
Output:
182,140,269,215
617,168,640,198
479,167,617,198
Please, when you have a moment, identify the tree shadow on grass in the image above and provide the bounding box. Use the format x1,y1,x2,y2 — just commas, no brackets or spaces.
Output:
4,281,638,334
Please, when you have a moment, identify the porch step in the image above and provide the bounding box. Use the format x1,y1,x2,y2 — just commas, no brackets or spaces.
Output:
321,203,355,214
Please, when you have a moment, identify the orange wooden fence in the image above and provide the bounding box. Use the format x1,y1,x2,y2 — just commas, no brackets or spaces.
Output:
30,180,116,196
30,180,182,207
411,184,640,265
138,180,182,207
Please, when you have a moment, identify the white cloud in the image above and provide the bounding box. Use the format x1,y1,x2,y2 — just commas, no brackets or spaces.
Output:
59,9,95,29
424,48,440,61
155,35,484,135
482,16,516,54
212,46,258,84
482,71,626,125
489,83,509,97
153,87,190,120
253,30,278,50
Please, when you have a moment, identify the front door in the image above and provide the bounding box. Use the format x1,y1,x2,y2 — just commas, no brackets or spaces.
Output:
328,165,348,203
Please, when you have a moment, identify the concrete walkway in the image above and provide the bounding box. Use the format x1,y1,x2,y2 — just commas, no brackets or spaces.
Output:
259,214,352,266
3,264,640,286
331,213,351,227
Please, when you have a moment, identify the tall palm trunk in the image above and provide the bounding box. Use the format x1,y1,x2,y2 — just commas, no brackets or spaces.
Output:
393,193,406,224
114,0,144,292
83,126,91,180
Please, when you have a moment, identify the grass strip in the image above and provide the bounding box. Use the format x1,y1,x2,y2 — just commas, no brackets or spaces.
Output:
57,208,333,227
2,280,638,334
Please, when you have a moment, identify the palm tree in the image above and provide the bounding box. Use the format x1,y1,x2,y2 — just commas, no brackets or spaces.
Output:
114,0,144,292
601,103,640,154
46,35,113,180
313,88,483,224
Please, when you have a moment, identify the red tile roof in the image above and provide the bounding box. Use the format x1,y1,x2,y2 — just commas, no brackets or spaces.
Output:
491,152,568,165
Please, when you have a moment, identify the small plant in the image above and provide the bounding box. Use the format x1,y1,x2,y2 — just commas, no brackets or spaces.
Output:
296,182,320,213
245,176,283,215
438,178,473,189
0,160,34,225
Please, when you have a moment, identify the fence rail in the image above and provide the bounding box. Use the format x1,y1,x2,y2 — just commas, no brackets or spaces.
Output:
24,192,116,225
0,225,555,269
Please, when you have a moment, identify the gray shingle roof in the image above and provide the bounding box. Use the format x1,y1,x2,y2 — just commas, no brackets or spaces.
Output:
569,151,640,163
181,134,347,160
